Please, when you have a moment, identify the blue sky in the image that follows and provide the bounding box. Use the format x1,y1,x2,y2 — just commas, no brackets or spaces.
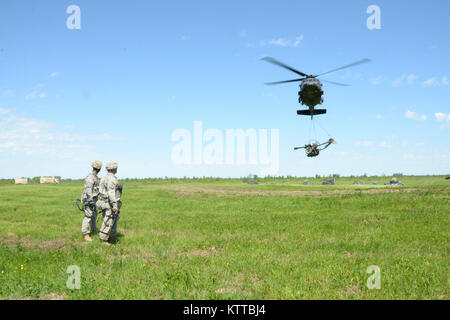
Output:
0,0,449,178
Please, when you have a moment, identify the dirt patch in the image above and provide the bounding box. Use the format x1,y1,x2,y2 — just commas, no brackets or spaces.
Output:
0,233,68,250
108,252,132,262
345,284,363,296
152,230,172,236
31,238,67,249
3,296,31,300
215,287,236,295
344,252,357,259
362,217,397,224
163,186,417,198
0,233,20,249
178,246,218,258
39,293,66,300
249,274,264,286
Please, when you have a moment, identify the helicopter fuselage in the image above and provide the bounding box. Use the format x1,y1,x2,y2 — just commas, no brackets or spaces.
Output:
298,77,324,109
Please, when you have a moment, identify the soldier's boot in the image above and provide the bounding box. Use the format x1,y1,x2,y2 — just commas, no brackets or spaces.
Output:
84,234,93,242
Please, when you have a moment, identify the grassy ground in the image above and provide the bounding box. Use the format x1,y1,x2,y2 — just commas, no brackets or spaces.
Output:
0,176,448,299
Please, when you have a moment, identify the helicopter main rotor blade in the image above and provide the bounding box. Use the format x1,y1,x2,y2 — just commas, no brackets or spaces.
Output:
265,78,305,85
315,58,371,77
261,57,308,77
321,79,349,86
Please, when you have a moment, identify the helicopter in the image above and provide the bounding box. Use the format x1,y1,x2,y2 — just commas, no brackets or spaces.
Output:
262,57,371,118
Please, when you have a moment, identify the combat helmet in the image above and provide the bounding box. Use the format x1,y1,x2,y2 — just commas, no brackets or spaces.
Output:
91,160,102,170
106,161,118,171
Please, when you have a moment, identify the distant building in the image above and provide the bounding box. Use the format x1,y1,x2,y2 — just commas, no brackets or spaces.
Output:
14,178,28,185
40,177,60,184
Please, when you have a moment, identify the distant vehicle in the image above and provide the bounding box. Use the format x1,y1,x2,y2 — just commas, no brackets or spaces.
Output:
262,57,371,118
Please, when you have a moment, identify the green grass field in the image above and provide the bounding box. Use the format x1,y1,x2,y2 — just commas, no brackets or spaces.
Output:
0,176,448,300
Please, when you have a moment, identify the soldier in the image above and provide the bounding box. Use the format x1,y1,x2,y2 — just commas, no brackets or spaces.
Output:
98,161,122,245
81,160,102,242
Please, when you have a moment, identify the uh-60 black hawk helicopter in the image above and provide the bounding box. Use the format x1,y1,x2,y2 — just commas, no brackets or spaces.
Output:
262,56,371,119
262,56,370,157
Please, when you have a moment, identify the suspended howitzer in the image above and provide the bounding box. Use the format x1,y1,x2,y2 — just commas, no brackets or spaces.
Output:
294,138,336,157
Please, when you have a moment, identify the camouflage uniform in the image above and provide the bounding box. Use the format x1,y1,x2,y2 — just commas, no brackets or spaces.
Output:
98,167,122,242
81,172,100,235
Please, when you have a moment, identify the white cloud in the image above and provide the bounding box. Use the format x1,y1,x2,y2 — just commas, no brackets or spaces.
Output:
422,77,439,87
422,76,448,87
392,73,418,87
25,92,35,100
402,154,425,160
25,84,47,100
356,140,391,148
355,141,374,147
378,141,392,148
260,35,304,47
405,110,427,121
434,112,450,122
391,78,402,87
369,76,383,85
237,30,247,38
407,74,418,84
0,112,125,158
293,35,304,47
50,72,60,77
3,89,13,96
0,107,11,115
25,91,47,100
375,114,384,119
